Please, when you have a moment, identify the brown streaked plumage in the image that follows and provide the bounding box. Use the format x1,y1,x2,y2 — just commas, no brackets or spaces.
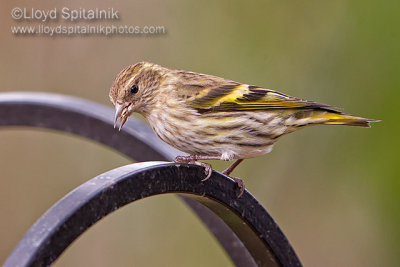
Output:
109,62,378,197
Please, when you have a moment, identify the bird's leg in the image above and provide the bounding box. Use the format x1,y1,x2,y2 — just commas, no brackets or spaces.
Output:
223,159,245,198
174,155,222,181
222,159,244,176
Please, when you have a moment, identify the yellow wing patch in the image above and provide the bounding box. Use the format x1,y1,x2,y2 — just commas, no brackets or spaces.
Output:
188,83,336,113
213,84,249,106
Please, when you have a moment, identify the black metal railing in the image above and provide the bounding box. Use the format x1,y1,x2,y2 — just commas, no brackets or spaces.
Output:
0,92,301,267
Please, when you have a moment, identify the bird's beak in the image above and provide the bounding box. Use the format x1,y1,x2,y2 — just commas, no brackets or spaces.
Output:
114,103,129,131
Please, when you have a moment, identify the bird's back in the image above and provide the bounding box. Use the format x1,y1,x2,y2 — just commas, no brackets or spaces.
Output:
164,69,376,128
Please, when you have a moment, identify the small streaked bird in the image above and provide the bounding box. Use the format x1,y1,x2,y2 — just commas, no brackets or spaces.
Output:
110,62,377,197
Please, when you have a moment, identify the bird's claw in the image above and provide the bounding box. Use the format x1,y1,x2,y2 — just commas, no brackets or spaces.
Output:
223,173,245,198
174,156,213,181
191,161,212,181
200,163,212,181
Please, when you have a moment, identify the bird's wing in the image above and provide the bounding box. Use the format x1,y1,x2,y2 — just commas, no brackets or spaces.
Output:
180,79,339,113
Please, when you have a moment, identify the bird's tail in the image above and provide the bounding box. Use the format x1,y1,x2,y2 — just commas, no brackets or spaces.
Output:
313,112,379,128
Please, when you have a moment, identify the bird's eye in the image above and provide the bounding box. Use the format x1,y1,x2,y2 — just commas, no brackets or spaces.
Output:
130,84,139,94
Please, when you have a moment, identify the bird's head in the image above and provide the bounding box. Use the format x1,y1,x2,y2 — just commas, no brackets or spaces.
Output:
109,62,164,130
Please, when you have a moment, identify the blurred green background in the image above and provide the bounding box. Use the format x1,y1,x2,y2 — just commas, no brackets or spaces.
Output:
0,0,398,266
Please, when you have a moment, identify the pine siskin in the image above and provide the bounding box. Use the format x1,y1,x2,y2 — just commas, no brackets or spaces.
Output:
109,62,377,197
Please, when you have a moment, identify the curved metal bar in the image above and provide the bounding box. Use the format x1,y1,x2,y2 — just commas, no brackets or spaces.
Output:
0,92,179,161
0,92,301,266
0,92,256,266
4,163,299,267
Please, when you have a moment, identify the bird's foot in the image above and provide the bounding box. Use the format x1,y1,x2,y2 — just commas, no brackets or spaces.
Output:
231,176,245,198
222,170,245,198
174,155,245,197
174,155,213,181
